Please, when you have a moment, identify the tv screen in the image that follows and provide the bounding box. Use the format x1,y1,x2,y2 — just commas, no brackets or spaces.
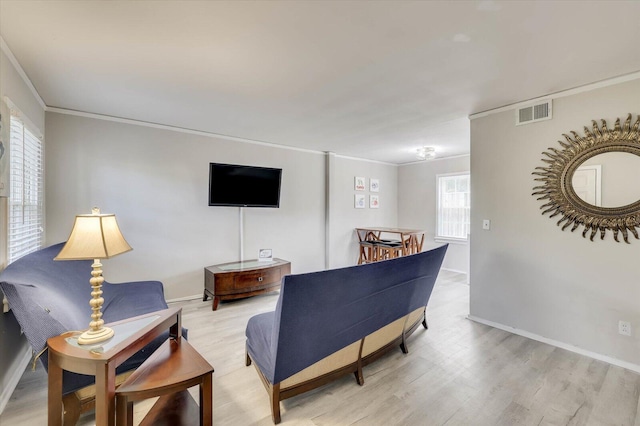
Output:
208,163,282,208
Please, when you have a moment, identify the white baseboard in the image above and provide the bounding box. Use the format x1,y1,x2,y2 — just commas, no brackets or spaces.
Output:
0,346,32,415
441,267,468,275
166,294,203,304
467,315,640,374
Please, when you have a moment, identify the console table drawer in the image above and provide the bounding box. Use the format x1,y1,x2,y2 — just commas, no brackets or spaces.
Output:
235,269,281,289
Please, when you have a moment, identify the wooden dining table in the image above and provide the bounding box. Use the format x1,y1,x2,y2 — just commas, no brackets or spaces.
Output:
355,227,426,262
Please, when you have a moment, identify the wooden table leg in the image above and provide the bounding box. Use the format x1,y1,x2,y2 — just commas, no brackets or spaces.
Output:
170,310,182,341
200,372,213,426
408,235,417,254
401,234,410,256
416,233,425,252
48,353,63,426
115,394,134,426
94,363,116,426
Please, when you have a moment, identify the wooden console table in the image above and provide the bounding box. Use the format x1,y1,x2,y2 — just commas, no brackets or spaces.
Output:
203,258,291,310
47,308,183,426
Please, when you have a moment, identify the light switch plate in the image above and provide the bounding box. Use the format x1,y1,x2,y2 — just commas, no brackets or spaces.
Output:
482,220,491,230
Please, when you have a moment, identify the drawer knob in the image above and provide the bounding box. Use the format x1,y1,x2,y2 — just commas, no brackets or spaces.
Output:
258,277,263,282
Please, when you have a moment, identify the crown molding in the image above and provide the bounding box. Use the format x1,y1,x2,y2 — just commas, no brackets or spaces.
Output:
400,153,471,166
333,153,397,166
469,70,640,120
0,37,46,111
48,107,405,164
46,106,325,156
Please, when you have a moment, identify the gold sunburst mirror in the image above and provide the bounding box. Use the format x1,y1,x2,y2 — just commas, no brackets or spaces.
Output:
532,113,640,243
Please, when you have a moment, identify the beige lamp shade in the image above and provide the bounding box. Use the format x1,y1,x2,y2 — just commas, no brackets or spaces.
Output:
55,208,132,260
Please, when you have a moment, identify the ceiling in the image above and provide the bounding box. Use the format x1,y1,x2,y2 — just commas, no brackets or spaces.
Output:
1,1,639,164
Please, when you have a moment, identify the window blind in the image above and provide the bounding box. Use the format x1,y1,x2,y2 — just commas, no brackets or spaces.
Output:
436,173,470,240
8,111,44,264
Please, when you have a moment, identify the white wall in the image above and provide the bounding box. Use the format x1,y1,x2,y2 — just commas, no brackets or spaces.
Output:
45,113,326,300
398,155,470,274
328,155,398,269
470,78,640,368
45,114,402,298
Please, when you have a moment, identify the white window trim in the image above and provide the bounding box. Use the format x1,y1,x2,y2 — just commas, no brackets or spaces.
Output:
434,236,468,245
5,96,45,264
436,171,470,243
4,97,43,139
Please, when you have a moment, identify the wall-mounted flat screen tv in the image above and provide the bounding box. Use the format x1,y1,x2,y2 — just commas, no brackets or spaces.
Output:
208,163,282,208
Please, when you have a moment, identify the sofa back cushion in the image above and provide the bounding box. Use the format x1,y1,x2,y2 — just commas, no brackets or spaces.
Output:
269,244,447,384
0,243,93,355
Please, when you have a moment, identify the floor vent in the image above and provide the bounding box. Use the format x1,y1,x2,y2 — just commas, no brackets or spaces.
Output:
516,100,552,125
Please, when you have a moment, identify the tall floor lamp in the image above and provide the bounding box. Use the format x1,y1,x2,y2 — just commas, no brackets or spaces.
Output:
55,207,132,345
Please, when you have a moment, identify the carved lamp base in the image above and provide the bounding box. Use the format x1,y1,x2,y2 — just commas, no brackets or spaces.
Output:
77,325,114,345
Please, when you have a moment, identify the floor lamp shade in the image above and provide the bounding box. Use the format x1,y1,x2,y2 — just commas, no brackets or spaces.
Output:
55,208,132,344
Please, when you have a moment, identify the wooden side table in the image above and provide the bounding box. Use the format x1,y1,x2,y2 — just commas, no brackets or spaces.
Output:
47,307,182,426
116,338,213,426
203,258,291,310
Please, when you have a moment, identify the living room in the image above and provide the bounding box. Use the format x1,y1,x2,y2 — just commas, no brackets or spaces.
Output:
1,1,640,424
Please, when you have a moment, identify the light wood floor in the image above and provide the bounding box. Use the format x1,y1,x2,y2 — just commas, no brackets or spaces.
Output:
2,270,640,425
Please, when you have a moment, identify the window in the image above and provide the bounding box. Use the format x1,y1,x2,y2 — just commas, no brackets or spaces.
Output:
8,104,44,264
436,173,470,241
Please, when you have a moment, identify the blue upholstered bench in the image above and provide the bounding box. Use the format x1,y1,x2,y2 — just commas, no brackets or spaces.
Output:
245,244,448,423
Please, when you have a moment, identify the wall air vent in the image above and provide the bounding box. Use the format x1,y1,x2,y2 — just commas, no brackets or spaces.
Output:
516,100,552,125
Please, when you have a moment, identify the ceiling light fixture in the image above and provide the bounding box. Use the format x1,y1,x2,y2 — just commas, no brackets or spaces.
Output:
416,147,436,161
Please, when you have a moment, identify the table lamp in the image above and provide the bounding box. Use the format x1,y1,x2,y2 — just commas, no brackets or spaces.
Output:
55,207,132,345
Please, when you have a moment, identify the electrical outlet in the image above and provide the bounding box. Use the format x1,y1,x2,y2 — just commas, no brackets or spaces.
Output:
619,320,632,336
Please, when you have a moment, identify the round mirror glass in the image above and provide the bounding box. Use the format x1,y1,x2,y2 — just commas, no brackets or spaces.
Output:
572,152,640,207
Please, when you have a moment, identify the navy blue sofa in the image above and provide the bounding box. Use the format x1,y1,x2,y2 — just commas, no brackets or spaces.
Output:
245,244,447,424
0,243,178,422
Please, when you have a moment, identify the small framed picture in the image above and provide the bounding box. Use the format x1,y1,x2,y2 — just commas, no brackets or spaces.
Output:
370,195,379,209
354,176,366,191
355,194,366,209
370,178,379,192
258,249,273,261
